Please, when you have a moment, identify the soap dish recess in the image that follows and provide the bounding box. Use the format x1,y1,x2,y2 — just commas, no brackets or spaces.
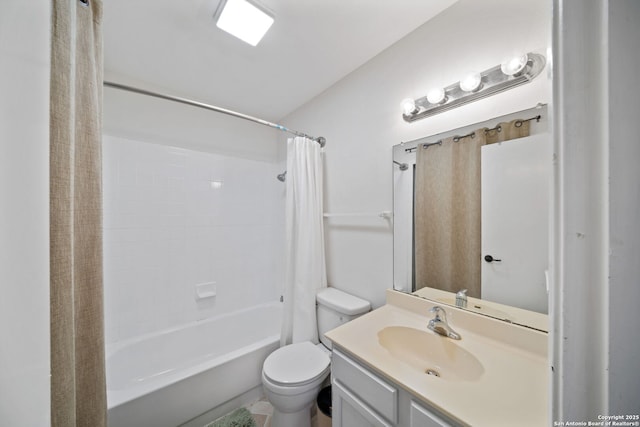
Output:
195,282,216,300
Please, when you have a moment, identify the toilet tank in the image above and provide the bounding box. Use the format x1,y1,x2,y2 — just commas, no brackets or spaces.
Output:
316,288,371,349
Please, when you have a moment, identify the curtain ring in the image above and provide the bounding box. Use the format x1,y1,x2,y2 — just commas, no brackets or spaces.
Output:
453,132,475,142
514,120,523,128
484,125,502,134
423,140,442,149
79,0,89,6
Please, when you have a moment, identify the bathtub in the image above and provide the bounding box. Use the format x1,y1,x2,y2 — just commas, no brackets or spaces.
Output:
106,302,281,427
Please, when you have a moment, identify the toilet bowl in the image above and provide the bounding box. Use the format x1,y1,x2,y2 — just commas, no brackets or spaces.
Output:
262,342,330,427
262,287,370,427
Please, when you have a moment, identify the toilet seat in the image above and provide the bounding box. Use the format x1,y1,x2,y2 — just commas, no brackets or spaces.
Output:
263,342,330,387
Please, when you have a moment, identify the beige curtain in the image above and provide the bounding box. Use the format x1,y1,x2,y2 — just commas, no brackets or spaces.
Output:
485,119,531,144
414,132,485,298
414,119,531,298
50,1,106,426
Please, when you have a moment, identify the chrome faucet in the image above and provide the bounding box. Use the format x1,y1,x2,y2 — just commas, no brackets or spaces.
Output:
428,306,461,340
455,289,468,308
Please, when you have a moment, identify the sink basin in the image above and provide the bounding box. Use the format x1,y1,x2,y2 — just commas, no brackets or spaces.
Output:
377,326,484,381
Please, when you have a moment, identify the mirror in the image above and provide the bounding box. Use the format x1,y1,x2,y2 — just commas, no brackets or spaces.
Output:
393,106,550,331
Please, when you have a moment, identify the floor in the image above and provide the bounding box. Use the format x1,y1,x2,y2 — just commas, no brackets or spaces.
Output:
212,396,322,427
245,398,273,427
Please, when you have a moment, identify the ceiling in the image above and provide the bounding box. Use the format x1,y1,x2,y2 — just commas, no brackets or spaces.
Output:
103,0,457,122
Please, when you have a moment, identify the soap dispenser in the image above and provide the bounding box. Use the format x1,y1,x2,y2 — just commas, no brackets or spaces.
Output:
455,289,468,308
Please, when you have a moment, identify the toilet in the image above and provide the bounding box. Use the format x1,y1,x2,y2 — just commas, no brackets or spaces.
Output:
262,287,371,427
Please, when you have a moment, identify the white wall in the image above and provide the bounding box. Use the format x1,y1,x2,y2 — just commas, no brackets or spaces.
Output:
0,1,51,425
103,85,283,163
551,0,610,412
103,135,284,344
608,0,640,412
552,0,640,420
281,0,551,308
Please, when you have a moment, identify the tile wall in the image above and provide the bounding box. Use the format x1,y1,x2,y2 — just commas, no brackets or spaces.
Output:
103,135,284,345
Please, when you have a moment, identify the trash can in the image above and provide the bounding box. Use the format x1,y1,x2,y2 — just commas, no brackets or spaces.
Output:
316,385,332,426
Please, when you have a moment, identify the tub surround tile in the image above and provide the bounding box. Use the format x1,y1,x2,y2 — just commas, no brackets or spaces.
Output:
103,135,284,345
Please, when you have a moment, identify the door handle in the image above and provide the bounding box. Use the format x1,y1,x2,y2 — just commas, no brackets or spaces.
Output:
484,255,502,263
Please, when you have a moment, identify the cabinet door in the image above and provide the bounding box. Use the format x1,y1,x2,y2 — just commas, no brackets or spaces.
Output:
410,400,451,427
332,349,398,423
332,380,394,427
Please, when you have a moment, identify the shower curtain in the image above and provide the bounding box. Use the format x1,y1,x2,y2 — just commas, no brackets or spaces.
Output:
281,137,327,346
50,0,106,425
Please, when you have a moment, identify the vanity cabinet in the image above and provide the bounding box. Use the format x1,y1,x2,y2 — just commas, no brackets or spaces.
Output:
332,347,459,427
332,380,393,427
409,401,450,427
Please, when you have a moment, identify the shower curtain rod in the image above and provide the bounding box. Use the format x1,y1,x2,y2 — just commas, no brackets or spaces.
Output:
103,81,326,147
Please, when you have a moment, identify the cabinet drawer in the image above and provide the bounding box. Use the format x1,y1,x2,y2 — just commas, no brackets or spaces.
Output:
332,348,398,424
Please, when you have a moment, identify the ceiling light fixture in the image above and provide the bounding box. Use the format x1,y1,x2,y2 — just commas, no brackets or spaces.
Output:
401,52,546,122
215,0,274,47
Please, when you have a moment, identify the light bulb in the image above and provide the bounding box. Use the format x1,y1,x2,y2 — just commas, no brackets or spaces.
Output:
459,71,482,92
426,88,446,105
501,54,529,76
400,98,418,115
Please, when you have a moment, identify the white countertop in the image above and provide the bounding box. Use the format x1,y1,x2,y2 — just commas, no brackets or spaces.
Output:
325,290,549,427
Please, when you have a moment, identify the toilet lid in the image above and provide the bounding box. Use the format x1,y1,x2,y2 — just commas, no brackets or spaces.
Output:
263,342,330,386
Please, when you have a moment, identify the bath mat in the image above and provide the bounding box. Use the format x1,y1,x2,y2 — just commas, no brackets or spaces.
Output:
205,407,256,427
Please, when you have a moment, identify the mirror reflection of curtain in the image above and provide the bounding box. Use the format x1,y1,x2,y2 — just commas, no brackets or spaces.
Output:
485,119,531,145
414,120,530,298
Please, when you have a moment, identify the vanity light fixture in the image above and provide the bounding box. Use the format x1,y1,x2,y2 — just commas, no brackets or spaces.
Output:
426,88,447,105
500,54,529,76
215,0,274,46
459,71,482,92
401,52,545,122
401,98,419,116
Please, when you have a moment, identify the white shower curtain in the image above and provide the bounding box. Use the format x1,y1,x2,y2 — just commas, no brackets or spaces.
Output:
280,137,327,346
